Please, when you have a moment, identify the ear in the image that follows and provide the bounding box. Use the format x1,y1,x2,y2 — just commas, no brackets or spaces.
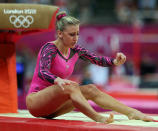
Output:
57,30,63,39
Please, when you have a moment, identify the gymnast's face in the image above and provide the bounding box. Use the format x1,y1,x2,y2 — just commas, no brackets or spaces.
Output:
59,24,79,48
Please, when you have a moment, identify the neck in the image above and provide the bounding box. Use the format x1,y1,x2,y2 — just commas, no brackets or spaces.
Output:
54,39,69,56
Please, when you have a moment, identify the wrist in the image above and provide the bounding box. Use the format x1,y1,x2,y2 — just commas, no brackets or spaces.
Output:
113,59,118,66
54,77,61,84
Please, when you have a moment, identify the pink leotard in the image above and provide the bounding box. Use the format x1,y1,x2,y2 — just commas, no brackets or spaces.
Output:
27,42,114,95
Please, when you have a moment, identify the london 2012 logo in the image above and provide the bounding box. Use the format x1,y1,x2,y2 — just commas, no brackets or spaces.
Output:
9,15,34,28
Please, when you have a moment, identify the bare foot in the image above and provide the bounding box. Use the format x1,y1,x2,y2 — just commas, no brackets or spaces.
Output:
96,113,114,124
127,111,154,122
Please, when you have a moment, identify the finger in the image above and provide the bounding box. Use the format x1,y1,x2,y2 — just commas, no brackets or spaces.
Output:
116,53,121,59
65,79,77,85
120,58,125,64
123,56,126,62
67,80,75,83
123,57,126,62
59,83,65,90
118,55,126,64
117,53,125,59
68,80,77,83
65,81,71,85
118,54,123,61
67,80,79,86
120,54,124,60
117,52,122,56
117,52,121,56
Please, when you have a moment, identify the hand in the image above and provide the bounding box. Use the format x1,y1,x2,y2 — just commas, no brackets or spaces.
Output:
113,52,126,66
54,77,78,90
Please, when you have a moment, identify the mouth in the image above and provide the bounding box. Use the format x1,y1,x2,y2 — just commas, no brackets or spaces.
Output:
72,42,76,46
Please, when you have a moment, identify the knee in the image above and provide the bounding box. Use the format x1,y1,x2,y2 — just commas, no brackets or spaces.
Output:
88,84,99,92
86,84,101,98
64,84,80,94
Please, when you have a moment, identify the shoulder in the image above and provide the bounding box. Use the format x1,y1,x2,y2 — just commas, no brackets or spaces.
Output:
72,44,87,53
40,42,57,55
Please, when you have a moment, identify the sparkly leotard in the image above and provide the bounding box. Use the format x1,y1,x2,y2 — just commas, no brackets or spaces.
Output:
27,42,114,95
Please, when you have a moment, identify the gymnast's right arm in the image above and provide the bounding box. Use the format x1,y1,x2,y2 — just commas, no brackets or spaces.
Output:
38,43,77,89
38,44,57,84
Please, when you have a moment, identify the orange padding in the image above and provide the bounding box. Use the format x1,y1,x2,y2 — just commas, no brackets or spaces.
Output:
0,43,18,113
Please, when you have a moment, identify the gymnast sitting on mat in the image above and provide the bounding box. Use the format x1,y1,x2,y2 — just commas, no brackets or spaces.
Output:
26,11,153,123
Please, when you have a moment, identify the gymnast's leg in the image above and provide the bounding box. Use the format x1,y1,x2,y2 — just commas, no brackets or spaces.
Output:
79,84,153,122
26,84,113,123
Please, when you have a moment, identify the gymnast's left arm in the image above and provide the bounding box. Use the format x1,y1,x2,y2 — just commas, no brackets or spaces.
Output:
76,45,126,67
74,45,115,67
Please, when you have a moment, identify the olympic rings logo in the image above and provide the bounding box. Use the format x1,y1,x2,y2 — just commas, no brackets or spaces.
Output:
9,15,34,28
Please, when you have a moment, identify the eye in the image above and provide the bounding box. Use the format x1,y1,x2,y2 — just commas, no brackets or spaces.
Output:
69,32,79,36
69,33,75,36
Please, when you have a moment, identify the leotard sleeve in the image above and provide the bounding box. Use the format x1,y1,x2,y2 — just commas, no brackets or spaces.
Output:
38,43,57,84
74,45,114,67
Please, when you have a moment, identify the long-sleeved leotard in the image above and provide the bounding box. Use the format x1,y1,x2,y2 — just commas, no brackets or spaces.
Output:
28,42,114,95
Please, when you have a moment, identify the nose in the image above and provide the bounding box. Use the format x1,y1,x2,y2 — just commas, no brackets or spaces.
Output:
73,35,78,41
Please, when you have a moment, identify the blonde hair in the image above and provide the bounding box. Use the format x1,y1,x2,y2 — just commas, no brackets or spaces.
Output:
56,11,80,31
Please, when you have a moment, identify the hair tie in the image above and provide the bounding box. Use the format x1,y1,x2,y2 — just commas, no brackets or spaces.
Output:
57,13,66,21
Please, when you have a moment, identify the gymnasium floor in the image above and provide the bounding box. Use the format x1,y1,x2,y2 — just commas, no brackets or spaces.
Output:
1,88,158,131
0,110,158,131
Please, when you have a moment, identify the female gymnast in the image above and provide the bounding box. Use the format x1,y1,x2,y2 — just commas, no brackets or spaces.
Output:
26,11,153,123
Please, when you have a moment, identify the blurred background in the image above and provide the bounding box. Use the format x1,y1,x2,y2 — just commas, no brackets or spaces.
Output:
0,0,158,113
